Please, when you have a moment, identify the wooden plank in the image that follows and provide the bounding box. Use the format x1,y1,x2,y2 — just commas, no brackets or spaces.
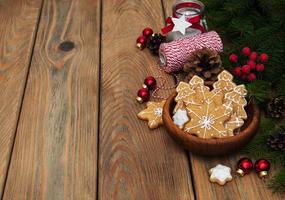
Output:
0,0,43,197
162,1,285,199
3,0,100,199
99,0,195,199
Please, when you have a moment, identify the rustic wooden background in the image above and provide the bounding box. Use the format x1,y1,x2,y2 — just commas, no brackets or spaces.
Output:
0,0,284,199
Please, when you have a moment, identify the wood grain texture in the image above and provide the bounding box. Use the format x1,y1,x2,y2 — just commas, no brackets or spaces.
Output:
0,0,42,197
162,0,285,199
99,0,194,199
3,0,100,199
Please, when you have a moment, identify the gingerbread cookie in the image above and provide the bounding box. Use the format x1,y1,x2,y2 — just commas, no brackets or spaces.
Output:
175,82,195,101
224,85,247,119
173,109,189,129
174,82,197,113
185,99,232,139
209,164,233,186
189,75,213,105
213,70,236,93
225,114,244,136
137,100,166,129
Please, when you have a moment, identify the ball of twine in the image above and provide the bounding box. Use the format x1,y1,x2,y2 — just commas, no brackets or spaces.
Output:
159,31,223,73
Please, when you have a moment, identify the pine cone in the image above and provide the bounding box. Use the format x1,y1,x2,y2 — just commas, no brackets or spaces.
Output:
147,33,166,55
183,48,223,83
267,129,285,152
267,96,285,118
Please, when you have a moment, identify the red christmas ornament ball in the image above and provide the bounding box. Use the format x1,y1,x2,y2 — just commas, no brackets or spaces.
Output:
249,52,258,61
236,157,253,176
255,159,270,178
234,67,242,77
242,65,251,74
142,27,154,38
247,60,256,69
136,88,150,103
260,53,269,62
256,63,265,72
229,54,238,62
242,47,251,56
136,35,147,49
247,73,256,81
143,76,157,90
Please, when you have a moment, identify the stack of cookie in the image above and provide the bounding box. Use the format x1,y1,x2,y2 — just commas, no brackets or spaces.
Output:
172,70,247,139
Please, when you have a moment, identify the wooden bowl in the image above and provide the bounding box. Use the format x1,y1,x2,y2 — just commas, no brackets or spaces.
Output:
162,93,261,156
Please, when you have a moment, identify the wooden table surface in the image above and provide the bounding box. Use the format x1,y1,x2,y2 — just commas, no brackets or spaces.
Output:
0,0,284,199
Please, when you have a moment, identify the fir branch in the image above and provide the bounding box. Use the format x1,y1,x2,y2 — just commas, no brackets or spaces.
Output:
269,168,285,194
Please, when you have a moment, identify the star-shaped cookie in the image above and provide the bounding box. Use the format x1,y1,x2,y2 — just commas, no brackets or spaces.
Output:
209,164,233,186
173,109,189,129
137,100,166,129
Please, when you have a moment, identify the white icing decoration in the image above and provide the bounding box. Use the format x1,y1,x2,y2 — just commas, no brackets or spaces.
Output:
154,108,163,117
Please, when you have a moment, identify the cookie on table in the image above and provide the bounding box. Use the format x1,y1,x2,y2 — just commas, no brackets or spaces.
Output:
137,100,166,129
209,164,233,186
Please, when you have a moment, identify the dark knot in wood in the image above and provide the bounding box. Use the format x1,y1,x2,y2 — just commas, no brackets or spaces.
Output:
59,41,75,52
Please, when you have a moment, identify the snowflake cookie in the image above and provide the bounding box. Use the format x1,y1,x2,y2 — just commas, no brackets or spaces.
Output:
185,99,232,139
173,109,189,129
209,164,233,186
137,100,166,129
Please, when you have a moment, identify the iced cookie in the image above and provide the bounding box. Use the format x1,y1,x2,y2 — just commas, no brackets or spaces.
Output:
184,100,232,139
174,82,197,113
224,85,247,119
137,100,166,129
213,70,236,93
173,109,190,129
209,164,233,186
225,113,244,136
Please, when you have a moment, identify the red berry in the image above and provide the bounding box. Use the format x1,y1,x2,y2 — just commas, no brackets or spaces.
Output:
247,73,256,81
234,67,242,76
142,27,153,38
249,52,258,61
136,35,147,49
242,47,251,56
247,60,256,69
259,53,268,62
229,54,238,62
242,65,251,74
256,64,265,72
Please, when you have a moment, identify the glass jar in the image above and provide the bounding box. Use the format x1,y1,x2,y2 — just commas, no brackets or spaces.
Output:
166,0,207,42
